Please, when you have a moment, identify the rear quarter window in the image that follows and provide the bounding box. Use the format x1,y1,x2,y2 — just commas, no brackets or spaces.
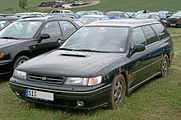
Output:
141,25,159,45
151,23,169,40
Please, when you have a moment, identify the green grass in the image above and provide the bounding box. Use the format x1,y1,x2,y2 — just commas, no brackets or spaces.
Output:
1,0,181,14
0,28,181,120
71,0,181,12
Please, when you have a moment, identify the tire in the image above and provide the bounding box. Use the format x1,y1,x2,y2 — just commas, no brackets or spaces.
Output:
107,74,126,109
13,56,29,70
160,55,169,78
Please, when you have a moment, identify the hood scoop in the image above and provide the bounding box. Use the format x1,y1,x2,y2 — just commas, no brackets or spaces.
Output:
60,53,88,57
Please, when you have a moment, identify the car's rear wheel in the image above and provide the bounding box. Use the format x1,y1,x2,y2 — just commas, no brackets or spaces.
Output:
13,56,29,70
161,55,169,78
107,74,126,109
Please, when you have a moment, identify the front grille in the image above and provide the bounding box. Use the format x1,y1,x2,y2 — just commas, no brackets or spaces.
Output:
28,73,66,85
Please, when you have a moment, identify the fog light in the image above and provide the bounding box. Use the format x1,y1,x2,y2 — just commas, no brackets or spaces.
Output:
15,91,20,96
77,101,84,107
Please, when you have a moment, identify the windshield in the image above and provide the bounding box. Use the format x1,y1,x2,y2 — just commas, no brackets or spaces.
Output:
0,21,42,39
107,12,120,17
0,20,11,30
61,27,129,52
135,14,149,19
79,17,101,24
176,11,181,15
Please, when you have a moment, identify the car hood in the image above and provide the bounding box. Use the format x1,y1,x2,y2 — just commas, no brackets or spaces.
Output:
0,39,23,48
17,50,126,77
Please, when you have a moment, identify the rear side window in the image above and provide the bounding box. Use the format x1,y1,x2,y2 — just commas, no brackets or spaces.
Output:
141,25,159,45
151,24,169,40
41,21,61,37
59,21,76,36
132,27,146,45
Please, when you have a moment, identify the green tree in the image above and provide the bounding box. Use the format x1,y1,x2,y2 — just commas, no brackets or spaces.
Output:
18,0,28,9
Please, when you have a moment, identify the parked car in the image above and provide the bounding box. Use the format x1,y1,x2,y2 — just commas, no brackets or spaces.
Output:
50,10,73,14
175,11,181,15
0,16,82,76
158,11,172,18
49,13,80,19
135,13,168,27
76,11,104,17
9,19,174,109
106,11,129,19
0,16,19,31
79,15,109,24
167,14,181,27
14,12,47,18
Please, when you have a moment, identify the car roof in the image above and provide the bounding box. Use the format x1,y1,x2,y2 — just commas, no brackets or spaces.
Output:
15,12,44,15
81,15,108,18
107,11,124,13
16,16,79,22
86,19,159,27
0,16,19,20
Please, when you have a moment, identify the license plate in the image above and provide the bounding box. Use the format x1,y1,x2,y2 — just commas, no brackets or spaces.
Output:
170,24,176,26
25,89,54,101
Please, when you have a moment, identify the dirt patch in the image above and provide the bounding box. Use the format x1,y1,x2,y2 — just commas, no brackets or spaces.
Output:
38,0,100,11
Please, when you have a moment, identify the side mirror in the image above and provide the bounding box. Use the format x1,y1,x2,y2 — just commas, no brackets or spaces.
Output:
37,34,50,43
127,44,145,57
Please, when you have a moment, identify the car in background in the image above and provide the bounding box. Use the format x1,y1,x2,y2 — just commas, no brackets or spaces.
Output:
79,15,109,24
75,11,104,17
49,13,80,19
0,16,82,76
0,16,19,31
135,13,168,27
158,11,172,18
50,10,73,14
106,11,129,19
175,11,181,15
14,12,47,18
9,19,174,109
167,14,181,27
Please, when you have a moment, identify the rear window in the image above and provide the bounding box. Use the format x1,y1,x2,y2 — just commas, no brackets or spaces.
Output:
151,24,169,40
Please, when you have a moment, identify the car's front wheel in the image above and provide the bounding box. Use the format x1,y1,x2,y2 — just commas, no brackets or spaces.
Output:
13,56,29,70
161,55,169,78
107,74,126,109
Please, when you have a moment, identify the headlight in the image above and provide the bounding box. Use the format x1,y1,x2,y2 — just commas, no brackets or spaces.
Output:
64,76,102,86
0,52,5,59
13,69,27,80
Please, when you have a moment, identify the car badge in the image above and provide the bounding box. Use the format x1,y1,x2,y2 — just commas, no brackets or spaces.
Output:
42,77,47,80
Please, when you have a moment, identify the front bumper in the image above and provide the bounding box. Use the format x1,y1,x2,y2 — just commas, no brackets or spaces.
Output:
9,77,112,109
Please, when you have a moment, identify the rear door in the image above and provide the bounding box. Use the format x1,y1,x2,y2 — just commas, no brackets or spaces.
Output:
141,25,162,75
129,27,152,87
150,23,172,74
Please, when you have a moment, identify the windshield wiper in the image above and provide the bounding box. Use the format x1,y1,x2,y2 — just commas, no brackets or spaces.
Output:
0,37,19,39
74,49,110,53
58,48,76,51
59,48,112,53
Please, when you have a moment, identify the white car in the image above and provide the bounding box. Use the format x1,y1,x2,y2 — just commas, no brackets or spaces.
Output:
14,12,47,18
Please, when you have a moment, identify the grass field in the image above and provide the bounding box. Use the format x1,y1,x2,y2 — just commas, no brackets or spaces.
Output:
1,0,181,14
0,28,181,120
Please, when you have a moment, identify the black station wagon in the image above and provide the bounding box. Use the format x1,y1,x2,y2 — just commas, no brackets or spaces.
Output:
0,16,82,76
10,19,174,109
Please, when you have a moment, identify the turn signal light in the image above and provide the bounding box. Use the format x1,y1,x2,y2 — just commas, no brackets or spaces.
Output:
0,52,5,59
